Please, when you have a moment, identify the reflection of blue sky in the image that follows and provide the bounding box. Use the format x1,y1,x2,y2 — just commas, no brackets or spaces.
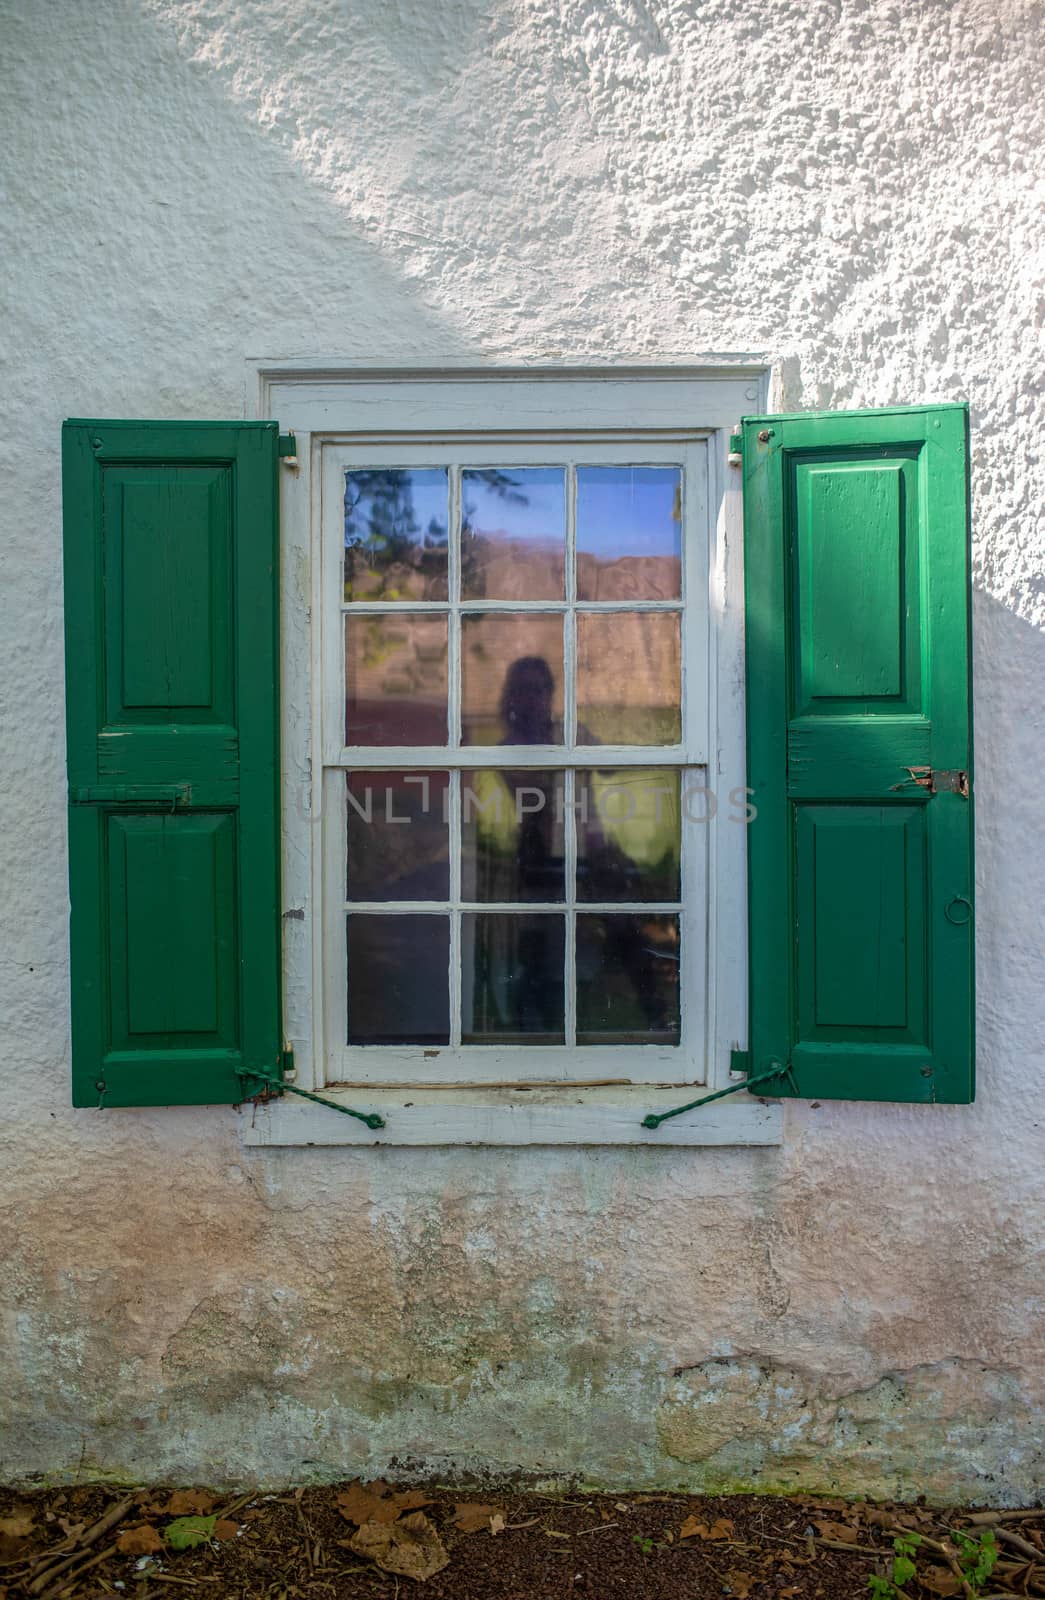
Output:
463,467,564,544
577,467,681,560
344,468,448,549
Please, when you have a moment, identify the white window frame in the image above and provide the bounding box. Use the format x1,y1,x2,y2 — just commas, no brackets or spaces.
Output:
242,364,782,1147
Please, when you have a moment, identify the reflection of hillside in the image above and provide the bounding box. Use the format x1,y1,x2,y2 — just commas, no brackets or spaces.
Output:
577,550,681,602
345,617,448,744
344,556,448,602
463,534,563,600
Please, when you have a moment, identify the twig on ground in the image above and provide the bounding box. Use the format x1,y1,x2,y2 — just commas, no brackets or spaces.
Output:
28,1497,138,1592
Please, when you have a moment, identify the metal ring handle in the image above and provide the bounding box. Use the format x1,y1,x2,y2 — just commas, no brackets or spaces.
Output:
945,895,973,926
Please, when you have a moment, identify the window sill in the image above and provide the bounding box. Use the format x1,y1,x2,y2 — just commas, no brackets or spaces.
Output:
239,1085,784,1147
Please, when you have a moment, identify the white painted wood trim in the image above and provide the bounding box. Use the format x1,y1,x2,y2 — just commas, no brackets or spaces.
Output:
240,1085,783,1146
270,364,773,1132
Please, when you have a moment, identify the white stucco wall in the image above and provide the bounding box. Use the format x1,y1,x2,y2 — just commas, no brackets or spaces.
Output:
2,0,1043,1501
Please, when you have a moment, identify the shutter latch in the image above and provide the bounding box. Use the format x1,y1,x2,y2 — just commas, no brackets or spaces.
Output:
892,767,969,798
279,432,299,467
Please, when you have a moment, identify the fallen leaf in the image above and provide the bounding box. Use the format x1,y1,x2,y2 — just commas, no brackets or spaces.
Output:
117,1525,165,1556
163,1490,215,1517
337,1480,433,1526
165,1514,218,1550
0,1513,34,1540
57,1518,86,1539
213,1519,241,1541
920,1568,961,1597
489,1513,505,1536
813,1518,859,1543
614,1502,631,1513
349,1512,449,1581
724,1566,756,1596
243,1509,266,1521
779,1587,802,1597
453,1503,505,1535
679,1514,734,1541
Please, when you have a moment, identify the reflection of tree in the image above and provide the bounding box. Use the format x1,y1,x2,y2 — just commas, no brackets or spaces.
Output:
461,469,529,599
344,470,448,599
344,468,530,600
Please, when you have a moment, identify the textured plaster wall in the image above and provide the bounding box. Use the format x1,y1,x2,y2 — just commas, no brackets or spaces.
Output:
2,0,1044,1501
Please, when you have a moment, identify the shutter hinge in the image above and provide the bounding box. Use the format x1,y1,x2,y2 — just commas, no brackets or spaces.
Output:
729,1047,751,1077
891,766,969,798
281,1046,296,1083
278,432,299,466
728,431,743,466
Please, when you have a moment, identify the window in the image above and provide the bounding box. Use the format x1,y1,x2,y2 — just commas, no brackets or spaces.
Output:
61,378,974,1143
325,442,706,1084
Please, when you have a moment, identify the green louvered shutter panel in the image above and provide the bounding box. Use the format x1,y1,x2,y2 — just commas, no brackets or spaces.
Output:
741,404,973,1103
63,421,282,1106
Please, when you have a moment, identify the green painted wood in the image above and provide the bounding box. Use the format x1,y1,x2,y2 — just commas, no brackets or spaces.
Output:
63,420,282,1107
742,403,973,1104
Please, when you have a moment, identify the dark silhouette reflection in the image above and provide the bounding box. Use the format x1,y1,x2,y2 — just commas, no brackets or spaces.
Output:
462,657,681,1045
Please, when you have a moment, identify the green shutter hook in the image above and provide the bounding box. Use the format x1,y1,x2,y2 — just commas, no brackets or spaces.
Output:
240,1070,385,1130
641,1065,794,1129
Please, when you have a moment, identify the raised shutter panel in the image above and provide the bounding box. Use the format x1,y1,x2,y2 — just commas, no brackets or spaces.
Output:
63,421,282,1106
742,404,973,1104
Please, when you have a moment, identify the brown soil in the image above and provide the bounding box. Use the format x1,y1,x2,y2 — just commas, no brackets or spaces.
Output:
1,1481,1040,1600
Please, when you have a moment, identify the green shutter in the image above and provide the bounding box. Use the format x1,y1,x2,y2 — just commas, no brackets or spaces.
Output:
742,404,973,1103
63,421,282,1107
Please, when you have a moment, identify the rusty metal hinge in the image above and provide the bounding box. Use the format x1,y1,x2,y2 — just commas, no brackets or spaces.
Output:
892,767,969,798
279,432,299,466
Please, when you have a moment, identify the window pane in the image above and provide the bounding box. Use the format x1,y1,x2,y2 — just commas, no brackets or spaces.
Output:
347,773,449,901
461,468,565,600
345,614,448,746
461,613,564,746
576,611,681,745
461,771,565,902
344,468,449,601
576,769,680,902
347,914,450,1044
576,466,682,600
576,913,680,1045
462,913,565,1043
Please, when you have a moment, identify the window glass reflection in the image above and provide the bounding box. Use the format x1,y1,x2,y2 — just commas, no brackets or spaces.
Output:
576,913,680,1045
576,466,682,600
347,773,450,901
345,614,448,745
461,616,564,745
576,769,680,902
576,612,681,745
462,468,565,600
462,913,565,1043
347,914,450,1045
462,771,565,902
344,469,449,601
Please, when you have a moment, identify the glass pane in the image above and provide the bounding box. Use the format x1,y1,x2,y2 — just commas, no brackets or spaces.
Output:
345,614,448,746
576,913,680,1045
462,913,565,1043
347,914,450,1044
344,468,449,601
461,468,565,600
461,771,565,902
461,614,564,746
347,772,449,901
576,466,682,600
576,612,681,745
576,769,680,902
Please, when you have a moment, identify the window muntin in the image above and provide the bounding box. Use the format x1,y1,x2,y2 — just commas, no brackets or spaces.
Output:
321,438,708,1086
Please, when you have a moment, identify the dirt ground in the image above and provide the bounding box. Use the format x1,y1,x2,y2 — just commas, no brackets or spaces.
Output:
1,1481,1041,1600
